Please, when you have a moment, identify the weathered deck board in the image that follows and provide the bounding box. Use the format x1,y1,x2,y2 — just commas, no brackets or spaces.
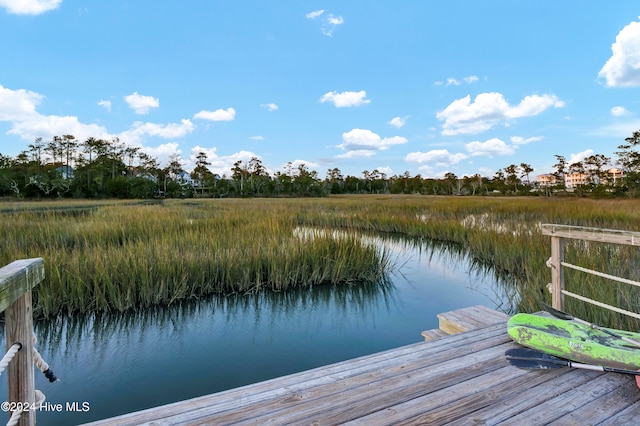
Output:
82,306,640,425
437,304,508,335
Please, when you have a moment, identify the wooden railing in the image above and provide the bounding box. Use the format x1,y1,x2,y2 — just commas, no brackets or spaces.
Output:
0,258,44,426
541,224,640,318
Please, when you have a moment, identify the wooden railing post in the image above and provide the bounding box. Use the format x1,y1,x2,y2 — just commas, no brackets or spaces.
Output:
0,258,45,426
550,235,565,311
5,292,35,426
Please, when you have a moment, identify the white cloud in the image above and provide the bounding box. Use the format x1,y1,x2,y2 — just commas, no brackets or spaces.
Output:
510,135,543,145
436,92,564,135
8,115,110,142
611,106,630,117
569,149,595,165
0,83,196,157
388,116,410,128
306,9,324,19
320,90,370,108
188,147,259,176
335,150,376,159
98,100,111,112
124,92,159,115
598,19,640,87
337,128,407,155
0,85,43,121
194,107,236,121
119,119,195,144
141,142,182,167
307,9,343,36
0,0,61,15
289,159,319,172
260,103,278,112
250,135,264,140
405,149,468,167
436,75,479,86
465,137,515,157
327,14,343,26
505,94,565,118
375,166,393,176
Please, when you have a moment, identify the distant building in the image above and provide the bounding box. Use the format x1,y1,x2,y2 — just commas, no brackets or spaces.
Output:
564,173,589,191
604,167,624,185
536,174,557,187
55,165,74,180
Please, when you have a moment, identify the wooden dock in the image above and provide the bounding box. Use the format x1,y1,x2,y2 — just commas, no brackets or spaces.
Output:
83,305,640,425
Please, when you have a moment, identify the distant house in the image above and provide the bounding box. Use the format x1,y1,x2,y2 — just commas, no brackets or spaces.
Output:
604,167,624,185
535,174,557,187
564,173,589,191
55,165,74,180
178,171,196,187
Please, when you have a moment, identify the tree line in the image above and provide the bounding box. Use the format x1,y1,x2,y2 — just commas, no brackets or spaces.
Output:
2,130,640,199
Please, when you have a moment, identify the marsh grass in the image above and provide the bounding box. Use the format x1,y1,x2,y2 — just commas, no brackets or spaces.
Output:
1,199,391,318
4,195,640,328
294,195,640,329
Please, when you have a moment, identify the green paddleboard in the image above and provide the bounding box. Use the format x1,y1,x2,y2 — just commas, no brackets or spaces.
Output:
507,313,640,370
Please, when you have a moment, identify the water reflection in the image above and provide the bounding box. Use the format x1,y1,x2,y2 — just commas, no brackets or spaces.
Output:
0,234,517,425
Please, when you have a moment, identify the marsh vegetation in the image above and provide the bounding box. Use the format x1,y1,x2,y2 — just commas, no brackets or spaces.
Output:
3,195,640,328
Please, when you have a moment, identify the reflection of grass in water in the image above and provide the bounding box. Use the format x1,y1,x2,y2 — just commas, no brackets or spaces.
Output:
370,232,521,315
34,279,396,359
296,195,640,330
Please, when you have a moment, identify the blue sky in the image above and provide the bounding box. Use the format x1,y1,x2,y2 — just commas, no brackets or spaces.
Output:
2,1,640,180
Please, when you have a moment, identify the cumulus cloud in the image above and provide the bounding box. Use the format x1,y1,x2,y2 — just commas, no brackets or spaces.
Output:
307,9,343,36
140,142,182,167
194,107,236,121
338,128,407,153
436,92,564,135
598,19,640,87
388,116,410,128
320,90,370,108
188,147,259,176
568,149,595,165
465,138,515,157
0,85,43,121
9,115,110,143
118,119,195,144
405,137,520,172
124,92,159,114
260,103,278,111
405,149,468,167
0,0,61,15
288,159,320,172
98,100,111,112
611,106,630,116
0,85,111,142
0,83,194,157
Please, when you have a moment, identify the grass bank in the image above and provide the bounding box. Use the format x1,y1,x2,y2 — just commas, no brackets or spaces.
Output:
3,195,640,328
1,199,391,318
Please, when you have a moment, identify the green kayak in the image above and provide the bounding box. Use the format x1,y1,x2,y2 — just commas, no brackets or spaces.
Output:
507,313,640,370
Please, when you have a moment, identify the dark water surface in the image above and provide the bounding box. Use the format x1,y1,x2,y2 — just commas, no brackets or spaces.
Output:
1,237,516,425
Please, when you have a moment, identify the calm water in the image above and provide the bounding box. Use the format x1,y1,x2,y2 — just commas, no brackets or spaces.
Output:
0,237,517,425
